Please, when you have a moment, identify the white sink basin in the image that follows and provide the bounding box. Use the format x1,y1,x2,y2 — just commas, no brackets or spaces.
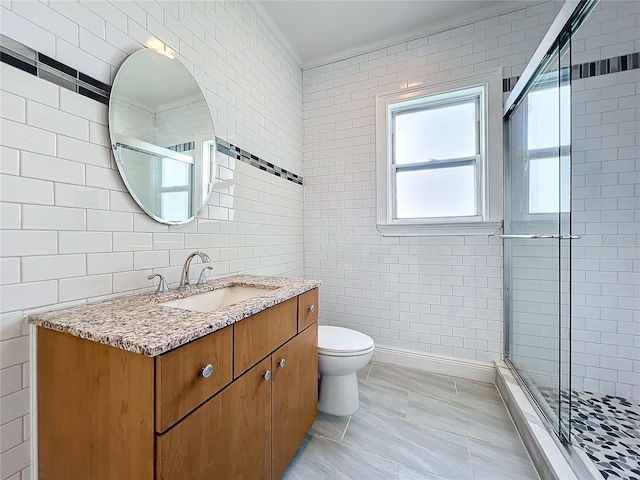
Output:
160,285,277,313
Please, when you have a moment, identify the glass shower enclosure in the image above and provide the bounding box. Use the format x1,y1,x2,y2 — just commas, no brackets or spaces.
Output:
504,2,640,478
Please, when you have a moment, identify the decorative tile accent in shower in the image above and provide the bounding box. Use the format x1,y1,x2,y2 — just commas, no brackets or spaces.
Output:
503,51,640,92
168,142,196,153
0,35,304,186
539,387,640,480
503,75,521,93
572,52,640,80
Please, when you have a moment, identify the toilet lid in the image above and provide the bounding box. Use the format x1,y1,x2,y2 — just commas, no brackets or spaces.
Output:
318,326,375,354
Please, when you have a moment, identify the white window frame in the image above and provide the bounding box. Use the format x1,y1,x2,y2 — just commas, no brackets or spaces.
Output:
523,79,571,218
376,68,504,236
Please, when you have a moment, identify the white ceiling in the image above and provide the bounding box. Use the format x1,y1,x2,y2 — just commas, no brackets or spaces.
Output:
115,50,203,112
254,0,545,69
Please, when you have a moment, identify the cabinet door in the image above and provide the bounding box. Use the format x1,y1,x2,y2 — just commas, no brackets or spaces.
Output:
272,323,318,479
157,357,272,480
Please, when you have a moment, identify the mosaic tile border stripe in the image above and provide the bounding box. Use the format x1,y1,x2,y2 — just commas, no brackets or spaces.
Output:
503,51,640,92
0,35,304,186
168,142,196,153
216,139,303,185
573,51,640,79
0,34,111,104
503,75,522,93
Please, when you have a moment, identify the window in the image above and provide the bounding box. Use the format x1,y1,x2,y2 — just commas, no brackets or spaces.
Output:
526,83,570,215
157,135,215,222
376,69,503,236
159,156,192,221
394,92,480,219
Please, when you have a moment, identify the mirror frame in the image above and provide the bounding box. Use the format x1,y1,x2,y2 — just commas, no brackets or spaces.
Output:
108,48,216,226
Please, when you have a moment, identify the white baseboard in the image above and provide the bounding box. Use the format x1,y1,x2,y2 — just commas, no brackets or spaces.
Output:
372,344,495,383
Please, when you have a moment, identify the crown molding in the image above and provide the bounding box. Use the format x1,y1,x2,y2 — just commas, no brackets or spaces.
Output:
249,1,303,70
253,1,550,71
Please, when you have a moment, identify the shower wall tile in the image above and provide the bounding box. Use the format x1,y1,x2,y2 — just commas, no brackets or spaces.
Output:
570,1,640,400
0,1,303,478
0,258,20,286
302,1,563,362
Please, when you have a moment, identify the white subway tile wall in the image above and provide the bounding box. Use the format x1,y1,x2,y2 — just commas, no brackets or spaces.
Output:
110,97,156,143
155,102,212,149
570,1,640,400
303,1,562,362
0,1,303,478
509,244,572,408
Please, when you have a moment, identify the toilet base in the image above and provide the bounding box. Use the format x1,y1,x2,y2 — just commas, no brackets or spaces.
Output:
318,372,360,416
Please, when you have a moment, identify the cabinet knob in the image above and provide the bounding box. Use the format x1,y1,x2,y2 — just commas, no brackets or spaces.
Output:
278,358,286,368
308,304,315,313
201,364,214,379
263,370,272,381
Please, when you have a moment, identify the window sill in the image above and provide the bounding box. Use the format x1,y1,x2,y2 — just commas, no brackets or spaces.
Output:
376,221,503,237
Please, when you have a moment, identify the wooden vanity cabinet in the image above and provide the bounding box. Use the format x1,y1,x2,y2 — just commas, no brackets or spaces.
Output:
37,288,319,480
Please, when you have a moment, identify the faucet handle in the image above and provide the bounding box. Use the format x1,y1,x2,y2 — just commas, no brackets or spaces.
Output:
196,266,213,287
147,273,169,295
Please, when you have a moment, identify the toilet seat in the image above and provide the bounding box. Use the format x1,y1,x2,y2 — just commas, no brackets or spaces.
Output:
318,345,375,357
318,326,375,356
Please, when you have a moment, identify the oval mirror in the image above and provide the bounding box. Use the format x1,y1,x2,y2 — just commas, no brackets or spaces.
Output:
109,49,216,225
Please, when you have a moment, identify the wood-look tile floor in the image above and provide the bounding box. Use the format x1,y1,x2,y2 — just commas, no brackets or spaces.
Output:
282,362,539,480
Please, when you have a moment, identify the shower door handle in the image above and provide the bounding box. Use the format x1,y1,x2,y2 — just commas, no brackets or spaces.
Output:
498,234,581,240
556,234,581,240
498,234,554,239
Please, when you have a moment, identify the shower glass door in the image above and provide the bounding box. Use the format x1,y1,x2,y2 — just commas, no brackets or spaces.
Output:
504,32,572,440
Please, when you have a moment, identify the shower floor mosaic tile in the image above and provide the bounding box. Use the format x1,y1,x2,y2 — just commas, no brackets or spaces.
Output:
572,391,640,480
539,388,640,480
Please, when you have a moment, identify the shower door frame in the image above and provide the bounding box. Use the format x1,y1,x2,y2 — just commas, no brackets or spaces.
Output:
503,0,598,118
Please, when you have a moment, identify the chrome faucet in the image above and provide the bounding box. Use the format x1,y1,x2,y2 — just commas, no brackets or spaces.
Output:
179,251,212,291
147,273,170,295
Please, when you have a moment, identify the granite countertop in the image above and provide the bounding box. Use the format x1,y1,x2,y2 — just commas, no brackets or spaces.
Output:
27,275,321,357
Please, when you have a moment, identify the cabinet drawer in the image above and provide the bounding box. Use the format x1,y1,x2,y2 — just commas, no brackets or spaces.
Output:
298,288,318,332
155,326,233,432
234,298,297,377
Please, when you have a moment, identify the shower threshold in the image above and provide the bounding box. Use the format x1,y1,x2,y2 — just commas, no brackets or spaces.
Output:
495,361,605,480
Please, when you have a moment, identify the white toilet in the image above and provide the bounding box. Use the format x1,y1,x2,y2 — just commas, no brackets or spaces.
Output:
317,326,375,416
